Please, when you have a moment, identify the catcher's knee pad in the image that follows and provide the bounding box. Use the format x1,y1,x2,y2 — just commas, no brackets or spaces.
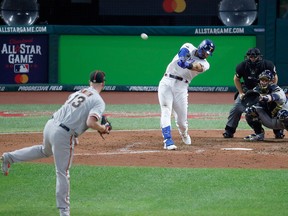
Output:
245,106,258,118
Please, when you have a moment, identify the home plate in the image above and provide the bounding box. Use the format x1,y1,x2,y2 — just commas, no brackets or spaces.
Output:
221,148,253,151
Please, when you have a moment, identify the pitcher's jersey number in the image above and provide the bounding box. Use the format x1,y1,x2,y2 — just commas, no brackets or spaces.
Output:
68,90,92,108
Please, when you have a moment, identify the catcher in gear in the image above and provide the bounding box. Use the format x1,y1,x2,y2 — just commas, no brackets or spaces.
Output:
244,70,288,141
222,48,284,139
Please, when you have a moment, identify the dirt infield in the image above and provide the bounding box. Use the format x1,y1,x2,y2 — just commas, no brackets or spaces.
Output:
1,92,288,169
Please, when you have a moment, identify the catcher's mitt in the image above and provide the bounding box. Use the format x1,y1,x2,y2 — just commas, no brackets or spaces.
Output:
98,115,112,139
241,90,260,107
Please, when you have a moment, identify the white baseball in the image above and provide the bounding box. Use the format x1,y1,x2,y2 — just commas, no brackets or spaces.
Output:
141,33,148,40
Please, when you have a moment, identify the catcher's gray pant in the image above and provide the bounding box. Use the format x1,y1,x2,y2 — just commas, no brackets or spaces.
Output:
253,106,285,129
4,119,77,215
225,95,246,131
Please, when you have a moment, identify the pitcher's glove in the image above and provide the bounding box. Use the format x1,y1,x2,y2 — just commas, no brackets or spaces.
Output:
98,115,112,139
241,90,260,107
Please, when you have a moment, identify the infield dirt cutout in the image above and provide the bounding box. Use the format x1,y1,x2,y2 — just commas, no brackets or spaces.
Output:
1,92,288,169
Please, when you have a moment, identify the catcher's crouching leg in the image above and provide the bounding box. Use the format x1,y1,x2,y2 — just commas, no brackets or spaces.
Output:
245,106,264,135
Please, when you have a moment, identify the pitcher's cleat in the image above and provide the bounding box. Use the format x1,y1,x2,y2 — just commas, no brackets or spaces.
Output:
1,154,10,176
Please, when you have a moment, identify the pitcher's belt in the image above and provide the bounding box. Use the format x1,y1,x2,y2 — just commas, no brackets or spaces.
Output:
59,123,70,132
59,122,78,137
165,73,188,83
52,116,78,137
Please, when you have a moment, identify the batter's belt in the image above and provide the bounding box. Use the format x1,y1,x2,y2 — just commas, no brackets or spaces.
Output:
165,73,188,83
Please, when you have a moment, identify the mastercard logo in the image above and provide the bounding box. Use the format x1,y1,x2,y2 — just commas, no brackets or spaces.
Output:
15,74,29,84
163,0,186,13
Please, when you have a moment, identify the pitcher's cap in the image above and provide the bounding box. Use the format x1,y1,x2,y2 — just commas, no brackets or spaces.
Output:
90,70,105,83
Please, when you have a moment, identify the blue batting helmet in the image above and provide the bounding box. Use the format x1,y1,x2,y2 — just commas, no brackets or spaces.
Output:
197,39,215,59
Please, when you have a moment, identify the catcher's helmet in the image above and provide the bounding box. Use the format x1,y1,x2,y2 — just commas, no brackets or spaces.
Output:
258,70,274,90
197,39,215,59
259,70,274,81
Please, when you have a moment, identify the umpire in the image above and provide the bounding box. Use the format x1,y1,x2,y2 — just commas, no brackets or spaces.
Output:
223,47,285,139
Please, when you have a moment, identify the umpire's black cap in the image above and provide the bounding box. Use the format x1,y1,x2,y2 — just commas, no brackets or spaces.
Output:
246,48,261,57
90,70,106,83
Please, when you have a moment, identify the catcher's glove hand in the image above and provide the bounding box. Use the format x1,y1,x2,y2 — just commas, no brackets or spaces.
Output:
98,115,112,139
241,90,260,107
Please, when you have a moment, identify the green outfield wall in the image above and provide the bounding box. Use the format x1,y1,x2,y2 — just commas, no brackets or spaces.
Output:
59,35,256,87
0,25,280,92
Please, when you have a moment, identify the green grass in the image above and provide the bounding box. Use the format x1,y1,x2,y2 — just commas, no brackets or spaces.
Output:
1,163,288,216
0,104,251,132
0,103,287,215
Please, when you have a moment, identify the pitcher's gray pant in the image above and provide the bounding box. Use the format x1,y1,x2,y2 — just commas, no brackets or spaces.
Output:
5,119,77,215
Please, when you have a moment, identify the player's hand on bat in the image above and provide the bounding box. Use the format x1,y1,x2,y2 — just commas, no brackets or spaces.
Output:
177,58,186,68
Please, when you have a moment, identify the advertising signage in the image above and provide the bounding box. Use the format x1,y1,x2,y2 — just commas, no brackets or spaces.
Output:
0,34,48,84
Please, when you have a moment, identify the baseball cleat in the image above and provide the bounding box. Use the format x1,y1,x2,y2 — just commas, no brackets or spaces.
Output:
163,139,177,150
275,134,285,139
244,133,264,141
223,131,234,138
1,154,10,176
181,134,191,145
274,130,285,139
59,207,70,216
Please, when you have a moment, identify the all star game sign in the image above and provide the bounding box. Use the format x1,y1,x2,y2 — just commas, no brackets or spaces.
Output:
0,34,48,84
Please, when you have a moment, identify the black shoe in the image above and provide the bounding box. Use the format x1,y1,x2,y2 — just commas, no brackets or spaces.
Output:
274,130,285,139
275,133,285,139
223,131,234,138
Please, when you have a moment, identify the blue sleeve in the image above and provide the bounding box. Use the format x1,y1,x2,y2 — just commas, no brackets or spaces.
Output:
178,47,190,59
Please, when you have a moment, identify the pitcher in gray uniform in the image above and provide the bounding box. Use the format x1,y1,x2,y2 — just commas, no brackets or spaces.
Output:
1,70,111,216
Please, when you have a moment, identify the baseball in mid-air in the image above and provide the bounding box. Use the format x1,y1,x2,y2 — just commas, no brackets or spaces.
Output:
141,33,148,40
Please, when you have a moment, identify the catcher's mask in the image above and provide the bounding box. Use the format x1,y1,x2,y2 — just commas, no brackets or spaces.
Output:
258,70,274,91
245,48,263,66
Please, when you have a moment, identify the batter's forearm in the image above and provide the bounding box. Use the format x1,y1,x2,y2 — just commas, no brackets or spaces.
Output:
190,62,204,72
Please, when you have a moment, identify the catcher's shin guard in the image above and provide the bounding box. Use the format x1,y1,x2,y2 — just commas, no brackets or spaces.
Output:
245,114,263,134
